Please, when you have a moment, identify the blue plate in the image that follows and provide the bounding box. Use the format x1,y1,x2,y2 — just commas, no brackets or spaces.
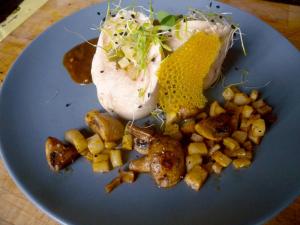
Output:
0,1,300,225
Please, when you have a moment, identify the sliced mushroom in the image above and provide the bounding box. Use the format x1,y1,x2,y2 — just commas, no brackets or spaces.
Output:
85,110,125,142
45,137,80,171
126,124,154,142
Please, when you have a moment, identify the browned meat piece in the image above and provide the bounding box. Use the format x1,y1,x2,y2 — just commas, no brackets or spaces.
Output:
45,137,80,171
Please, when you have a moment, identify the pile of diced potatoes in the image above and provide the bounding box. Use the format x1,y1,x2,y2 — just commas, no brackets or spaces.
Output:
166,87,274,191
63,119,136,192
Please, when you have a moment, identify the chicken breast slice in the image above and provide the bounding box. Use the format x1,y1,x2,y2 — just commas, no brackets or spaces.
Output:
92,12,234,120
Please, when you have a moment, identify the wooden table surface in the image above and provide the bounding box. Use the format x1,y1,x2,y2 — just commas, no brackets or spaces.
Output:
0,0,299,224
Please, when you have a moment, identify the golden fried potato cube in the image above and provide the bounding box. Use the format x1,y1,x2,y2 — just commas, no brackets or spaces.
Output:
212,162,223,174
190,133,204,142
240,118,251,132
251,119,266,137
184,165,208,191
93,153,109,163
222,87,235,101
212,151,232,167
186,154,203,171
242,105,254,118
93,160,110,173
208,144,221,156
181,119,196,134
120,170,135,183
105,142,118,149
233,93,251,106
256,105,272,115
232,130,248,144
64,129,88,154
87,134,104,155
223,137,240,151
209,101,226,117
110,150,123,168
188,142,208,155
195,123,218,141
250,90,259,101
241,151,253,160
252,99,266,109
84,151,93,162
122,134,133,150
232,158,251,169
166,112,179,124
248,129,261,144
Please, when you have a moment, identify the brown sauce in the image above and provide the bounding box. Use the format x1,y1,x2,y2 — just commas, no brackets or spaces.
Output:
63,38,98,84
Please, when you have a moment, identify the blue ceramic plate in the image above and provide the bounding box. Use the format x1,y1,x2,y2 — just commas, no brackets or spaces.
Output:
0,1,300,225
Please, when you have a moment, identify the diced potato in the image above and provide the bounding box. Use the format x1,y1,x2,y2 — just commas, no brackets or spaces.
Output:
196,112,208,120
122,134,133,150
186,154,202,171
105,177,122,193
178,107,200,119
65,129,88,154
102,149,111,154
164,123,182,140
250,90,259,101
209,101,226,117
240,118,250,132
190,133,204,142
84,151,93,162
212,162,223,174
87,134,104,155
184,165,208,191
110,150,123,168
256,105,272,115
224,101,239,111
232,130,248,144
188,142,208,155
195,123,218,141
243,141,253,151
181,119,196,134
224,148,236,158
252,99,266,109
223,137,240,151
93,153,109,163
224,147,246,158
212,151,232,167
166,112,179,124
93,160,110,173
232,158,251,169
233,93,251,106
209,144,221,156
105,142,118,149
248,129,261,144
222,87,235,101
242,105,254,118
120,170,135,183
251,119,266,137
241,151,253,160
